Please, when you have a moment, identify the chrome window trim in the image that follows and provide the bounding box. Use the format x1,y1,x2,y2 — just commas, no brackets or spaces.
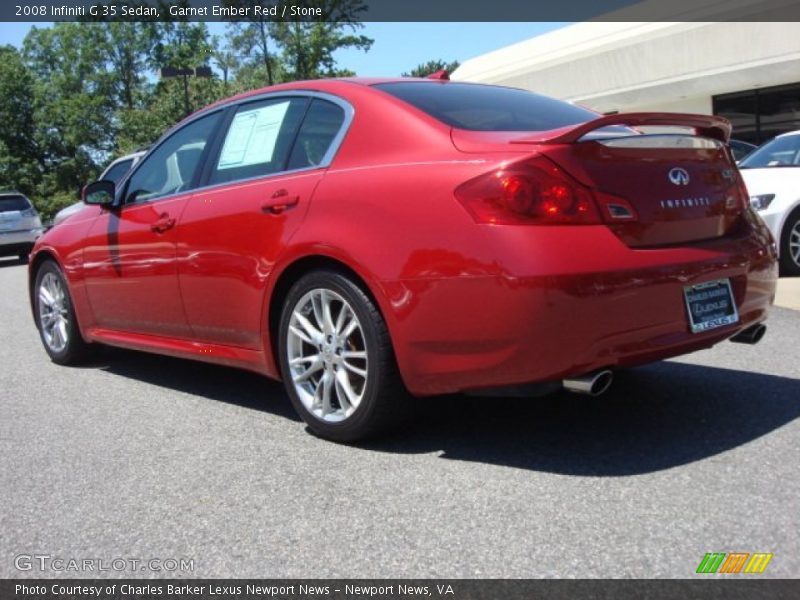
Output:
119,90,354,208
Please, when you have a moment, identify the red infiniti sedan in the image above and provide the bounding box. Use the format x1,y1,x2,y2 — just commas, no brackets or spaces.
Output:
29,78,778,441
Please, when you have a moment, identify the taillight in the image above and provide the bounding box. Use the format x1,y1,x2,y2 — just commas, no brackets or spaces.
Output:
728,169,750,216
454,156,602,225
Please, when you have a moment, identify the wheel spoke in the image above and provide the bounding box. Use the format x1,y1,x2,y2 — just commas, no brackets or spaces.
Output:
292,312,323,344
333,376,352,413
51,320,64,349
335,368,362,409
311,291,326,334
321,292,336,335
342,360,367,378
341,315,358,339
341,350,366,360
320,371,334,416
57,319,68,346
335,304,350,335
39,287,54,308
292,356,323,383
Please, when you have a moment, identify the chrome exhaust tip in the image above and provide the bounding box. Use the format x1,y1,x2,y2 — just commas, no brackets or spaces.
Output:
730,324,767,345
562,369,614,397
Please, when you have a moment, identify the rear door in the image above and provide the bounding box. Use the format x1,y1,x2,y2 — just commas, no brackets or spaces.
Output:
177,95,350,348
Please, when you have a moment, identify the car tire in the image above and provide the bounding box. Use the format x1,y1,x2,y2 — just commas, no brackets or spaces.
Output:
33,260,91,365
779,207,800,277
278,269,411,442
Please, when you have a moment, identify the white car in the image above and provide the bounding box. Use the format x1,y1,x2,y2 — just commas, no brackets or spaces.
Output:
739,130,800,276
52,150,146,227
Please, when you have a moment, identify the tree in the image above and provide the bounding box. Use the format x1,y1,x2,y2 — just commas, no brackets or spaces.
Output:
402,59,461,78
211,32,240,90
0,46,40,197
23,24,117,215
102,22,159,110
272,0,373,81
151,21,214,118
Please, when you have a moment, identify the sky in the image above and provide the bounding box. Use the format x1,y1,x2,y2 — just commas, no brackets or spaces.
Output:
0,21,567,76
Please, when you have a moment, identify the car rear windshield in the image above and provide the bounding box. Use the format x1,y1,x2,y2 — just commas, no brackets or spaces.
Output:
373,82,598,132
0,195,31,213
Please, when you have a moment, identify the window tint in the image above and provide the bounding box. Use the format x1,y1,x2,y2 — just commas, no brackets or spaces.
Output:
125,111,221,204
287,99,345,170
740,134,800,168
209,98,307,185
0,195,31,213
102,159,134,184
374,82,597,132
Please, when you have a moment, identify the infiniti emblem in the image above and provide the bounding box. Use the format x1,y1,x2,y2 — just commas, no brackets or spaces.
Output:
668,167,690,186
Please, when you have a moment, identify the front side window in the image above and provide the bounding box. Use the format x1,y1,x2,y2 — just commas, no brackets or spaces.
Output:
209,97,307,185
287,99,346,170
125,112,221,204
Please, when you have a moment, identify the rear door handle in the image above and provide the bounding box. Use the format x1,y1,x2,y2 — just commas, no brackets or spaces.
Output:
150,213,175,233
261,189,299,214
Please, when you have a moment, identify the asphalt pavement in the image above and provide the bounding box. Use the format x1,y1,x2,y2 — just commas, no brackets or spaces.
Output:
1,258,798,578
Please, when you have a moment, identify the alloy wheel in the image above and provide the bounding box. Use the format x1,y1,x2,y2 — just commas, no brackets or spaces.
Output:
286,288,369,423
38,272,69,353
790,219,800,268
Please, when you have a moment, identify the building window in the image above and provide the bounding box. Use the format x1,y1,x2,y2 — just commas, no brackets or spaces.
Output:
714,83,800,145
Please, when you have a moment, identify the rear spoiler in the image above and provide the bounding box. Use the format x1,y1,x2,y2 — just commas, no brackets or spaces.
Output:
511,112,732,145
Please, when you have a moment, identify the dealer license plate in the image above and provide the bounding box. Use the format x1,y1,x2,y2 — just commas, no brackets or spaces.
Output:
683,279,739,333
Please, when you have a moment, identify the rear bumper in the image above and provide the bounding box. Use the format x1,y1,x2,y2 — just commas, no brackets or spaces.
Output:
0,228,41,256
382,223,778,396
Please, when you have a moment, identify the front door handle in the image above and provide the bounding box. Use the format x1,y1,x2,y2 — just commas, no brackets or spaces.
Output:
150,213,175,233
262,189,300,215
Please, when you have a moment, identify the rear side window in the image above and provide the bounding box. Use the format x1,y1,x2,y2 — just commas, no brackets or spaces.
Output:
0,195,31,213
374,82,597,132
209,97,307,185
102,159,134,184
287,99,346,170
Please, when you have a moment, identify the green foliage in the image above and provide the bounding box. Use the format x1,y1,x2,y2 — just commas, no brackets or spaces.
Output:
1,2,377,217
0,46,39,197
402,59,461,78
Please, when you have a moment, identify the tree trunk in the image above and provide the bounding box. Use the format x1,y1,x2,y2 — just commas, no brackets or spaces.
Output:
258,20,273,86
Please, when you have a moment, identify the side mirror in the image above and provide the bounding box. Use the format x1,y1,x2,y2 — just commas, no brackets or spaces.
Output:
83,180,115,206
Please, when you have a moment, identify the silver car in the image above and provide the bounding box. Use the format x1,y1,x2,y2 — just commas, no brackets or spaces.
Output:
0,192,44,262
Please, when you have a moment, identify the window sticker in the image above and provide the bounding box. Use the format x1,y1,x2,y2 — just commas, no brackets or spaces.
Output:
217,101,290,170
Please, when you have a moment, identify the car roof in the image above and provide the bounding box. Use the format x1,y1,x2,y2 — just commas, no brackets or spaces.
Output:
194,77,451,116
776,129,800,138
0,190,28,198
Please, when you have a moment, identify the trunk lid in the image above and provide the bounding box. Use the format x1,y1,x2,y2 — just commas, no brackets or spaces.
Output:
468,112,743,247
543,135,745,247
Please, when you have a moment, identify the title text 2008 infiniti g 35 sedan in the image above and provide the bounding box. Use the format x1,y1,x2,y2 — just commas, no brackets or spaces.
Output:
29,77,778,441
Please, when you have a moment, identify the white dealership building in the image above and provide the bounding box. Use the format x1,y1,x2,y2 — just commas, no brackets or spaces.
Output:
452,1,800,144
